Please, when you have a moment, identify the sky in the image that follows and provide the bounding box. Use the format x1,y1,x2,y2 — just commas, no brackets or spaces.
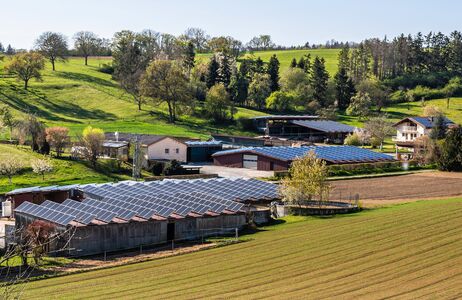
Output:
2,0,462,49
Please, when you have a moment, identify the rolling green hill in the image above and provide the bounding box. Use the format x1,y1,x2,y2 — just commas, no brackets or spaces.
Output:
19,198,462,299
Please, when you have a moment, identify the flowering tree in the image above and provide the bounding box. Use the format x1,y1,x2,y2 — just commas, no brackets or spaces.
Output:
31,158,53,180
81,126,105,167
279,150,331,207
0,157,23,184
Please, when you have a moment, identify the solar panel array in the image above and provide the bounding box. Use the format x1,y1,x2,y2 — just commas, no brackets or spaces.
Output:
290,120,355,133
213,145,395,163
14,178,279,227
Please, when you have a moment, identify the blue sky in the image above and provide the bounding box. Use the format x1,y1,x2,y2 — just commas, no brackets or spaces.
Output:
2,0,462,49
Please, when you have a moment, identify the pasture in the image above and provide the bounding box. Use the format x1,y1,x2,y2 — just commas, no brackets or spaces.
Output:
19,198,462,299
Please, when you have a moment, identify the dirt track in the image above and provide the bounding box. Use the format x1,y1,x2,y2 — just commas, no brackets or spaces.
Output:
330,171,462,206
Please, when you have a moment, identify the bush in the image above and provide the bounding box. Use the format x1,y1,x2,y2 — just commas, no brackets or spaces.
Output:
344,133,362,146
163,160,184,176
266,91,294,111
237,117,256,131
99,64,114,74
151,161,164,176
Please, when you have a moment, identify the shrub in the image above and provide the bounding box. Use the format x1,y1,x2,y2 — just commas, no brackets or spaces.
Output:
151,161,164,176
344,133,361,146
266,91,294,111
99,64,114,74
163,160,184,176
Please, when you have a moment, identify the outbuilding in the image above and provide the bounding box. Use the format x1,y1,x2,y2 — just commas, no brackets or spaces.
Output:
212,145,395,171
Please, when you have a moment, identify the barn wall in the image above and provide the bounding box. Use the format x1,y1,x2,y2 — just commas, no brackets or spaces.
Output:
69,221,167,256
213,153,243,168
257,156,288,171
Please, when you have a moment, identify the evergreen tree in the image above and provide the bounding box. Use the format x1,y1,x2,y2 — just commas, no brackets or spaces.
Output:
338,46,350,71
217,53,232,88
302,54,311,74
310,56,329,106
334,67,356,110
437,126,462,171
182,41,195,76
6,44,14,55
206,55,219,89
229,74,249,106
254,57,265,73
290,58,297,68
0,42,4,53
296,57,305,70
267,54,280,92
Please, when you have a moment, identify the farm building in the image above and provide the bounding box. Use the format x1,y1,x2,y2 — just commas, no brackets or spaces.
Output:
104,133,222,163
101,141,129,161
392,116,455,149
212,145,395,171
211,134,293,148
13,178,278,256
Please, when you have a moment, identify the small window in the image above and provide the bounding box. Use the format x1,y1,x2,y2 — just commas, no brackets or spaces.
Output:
165,148,169,154
175,148,179,154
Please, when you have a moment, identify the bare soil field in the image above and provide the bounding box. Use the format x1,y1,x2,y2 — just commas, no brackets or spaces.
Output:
331,171,462,206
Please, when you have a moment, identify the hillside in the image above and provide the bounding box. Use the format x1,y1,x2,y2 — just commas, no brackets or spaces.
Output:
0,57,266,139
0,144,133,194
197,48,340,75
20,198,462,299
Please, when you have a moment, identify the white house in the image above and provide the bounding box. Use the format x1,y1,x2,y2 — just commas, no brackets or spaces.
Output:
144,137,189,162
392,116,455,148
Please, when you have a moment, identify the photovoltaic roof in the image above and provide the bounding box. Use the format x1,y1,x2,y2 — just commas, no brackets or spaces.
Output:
14,178,278,227
212,146,395,163
290,120,355,133
395,117,455,129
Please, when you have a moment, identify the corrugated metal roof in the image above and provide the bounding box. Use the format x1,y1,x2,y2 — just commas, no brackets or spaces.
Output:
251,115,318,120
290,120,355,133
185,141,222,147
103,141,129,148
212,146,395,163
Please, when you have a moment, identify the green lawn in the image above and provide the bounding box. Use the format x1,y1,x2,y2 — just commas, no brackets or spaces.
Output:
197,48,340,75
0,57,265,139
18,198,462,299
0,144,134,194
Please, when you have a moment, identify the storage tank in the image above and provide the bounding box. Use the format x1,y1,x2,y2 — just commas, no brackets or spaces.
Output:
2,201,12,217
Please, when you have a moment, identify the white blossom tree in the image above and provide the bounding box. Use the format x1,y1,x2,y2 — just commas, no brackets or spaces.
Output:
31,158,53,180
0,157,23,184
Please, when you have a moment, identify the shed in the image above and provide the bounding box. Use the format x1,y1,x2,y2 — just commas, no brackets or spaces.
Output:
186,141,223,162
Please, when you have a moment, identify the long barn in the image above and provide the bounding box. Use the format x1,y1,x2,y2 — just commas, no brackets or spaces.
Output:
212,145,395,171
14,178,278,256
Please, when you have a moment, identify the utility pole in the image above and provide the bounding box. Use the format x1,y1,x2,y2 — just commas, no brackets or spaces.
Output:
132,137,142,181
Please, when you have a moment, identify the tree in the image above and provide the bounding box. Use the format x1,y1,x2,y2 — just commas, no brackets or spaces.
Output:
414,135,436,165
355,79,388,111
216,52,233,88
206,55,219,88
35,32,68,71
112,30,147,110
346,92,372,119
184,27,209,52
290,58,297,68
279,151,331,207
334,66,356,110
24,220,56,265
310,56,329,106
5,52,45,89
182,41,195,76
0,105,15,140
266,91,294,111
205,84,233,122
45,127,69,157
15,114,45,151
267,54,280,92
248,73,272,109
436,126,462,171
364,116,394,150
141,60,192,123
163,159,184,176
31,158,53,180
422,105,443,117
81,126,105,167
5,44,14,55
0,42,4,53
73,31,102,66
0,157,22,184
429,114,447,140
229,73,249,106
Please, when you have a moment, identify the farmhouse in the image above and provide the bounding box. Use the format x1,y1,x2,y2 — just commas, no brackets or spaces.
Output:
13,178,278,256
212,145,395,171
392,116,455,148
104,133,222,163
250,116,354,143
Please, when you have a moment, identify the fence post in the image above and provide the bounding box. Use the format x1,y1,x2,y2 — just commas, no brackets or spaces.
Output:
171,240,174,252
235,228,238,241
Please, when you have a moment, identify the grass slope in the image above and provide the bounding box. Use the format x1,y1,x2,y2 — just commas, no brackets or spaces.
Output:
0,57,265,139
197,48,340,75
0,144,133,194
21,198,462,299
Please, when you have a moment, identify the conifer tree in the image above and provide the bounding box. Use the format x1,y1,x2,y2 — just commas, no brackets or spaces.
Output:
267,54,280,92
206,55,219,88
290,58,297,68
310,56,329,106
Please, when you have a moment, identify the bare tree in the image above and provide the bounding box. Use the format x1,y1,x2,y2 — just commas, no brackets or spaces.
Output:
45,126,69,157
35,32,68,71
15,114,45,151
184,27,210,52
73,31,102,65
364,116,394,150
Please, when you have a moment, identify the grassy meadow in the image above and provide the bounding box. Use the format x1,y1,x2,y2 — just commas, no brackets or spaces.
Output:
18,198,462,299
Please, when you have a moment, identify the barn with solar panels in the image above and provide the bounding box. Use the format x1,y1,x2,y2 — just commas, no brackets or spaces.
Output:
212,146,395,171
13,178,278,256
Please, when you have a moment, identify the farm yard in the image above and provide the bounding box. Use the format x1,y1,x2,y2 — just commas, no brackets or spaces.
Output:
18,198,462,299
331,171,462,206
